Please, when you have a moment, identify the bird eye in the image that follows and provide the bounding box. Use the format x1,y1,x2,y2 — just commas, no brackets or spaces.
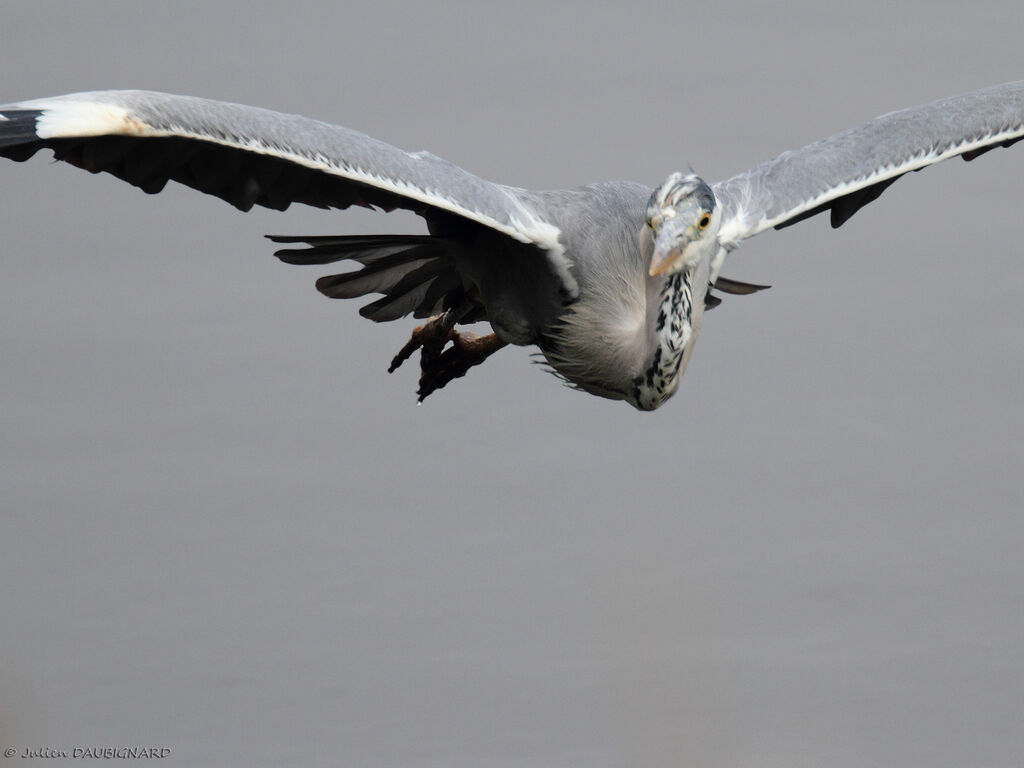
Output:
698,213,711,229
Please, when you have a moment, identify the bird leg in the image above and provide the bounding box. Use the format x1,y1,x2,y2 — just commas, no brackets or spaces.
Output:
387,310,459,375
415,330,507,401
387,308,507,401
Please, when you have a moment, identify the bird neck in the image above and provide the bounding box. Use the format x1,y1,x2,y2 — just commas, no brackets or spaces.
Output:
630,271,703,411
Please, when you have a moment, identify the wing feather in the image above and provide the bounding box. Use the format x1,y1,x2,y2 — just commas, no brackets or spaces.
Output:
713,81,1024,245
0,90,575,296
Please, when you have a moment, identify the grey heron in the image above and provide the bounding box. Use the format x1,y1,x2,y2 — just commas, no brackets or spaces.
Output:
1,82,1022,410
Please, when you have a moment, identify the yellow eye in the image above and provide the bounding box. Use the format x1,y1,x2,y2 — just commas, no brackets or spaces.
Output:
698,213,711,229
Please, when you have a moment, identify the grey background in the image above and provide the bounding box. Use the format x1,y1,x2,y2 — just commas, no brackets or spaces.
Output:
1,2,1022,766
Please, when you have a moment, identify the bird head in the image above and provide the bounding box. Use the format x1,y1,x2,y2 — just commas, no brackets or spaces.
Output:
645,173,720,277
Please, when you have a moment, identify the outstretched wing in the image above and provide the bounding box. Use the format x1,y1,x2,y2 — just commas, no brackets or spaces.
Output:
0,89,575,297
713,81,1024,246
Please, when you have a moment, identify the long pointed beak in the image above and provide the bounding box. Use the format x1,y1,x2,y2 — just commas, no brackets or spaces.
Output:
648,217,694,277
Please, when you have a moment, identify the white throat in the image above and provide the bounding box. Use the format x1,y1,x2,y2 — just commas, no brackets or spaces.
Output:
629,259,712,411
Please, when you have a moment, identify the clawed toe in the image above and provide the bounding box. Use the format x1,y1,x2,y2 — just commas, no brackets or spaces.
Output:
416,331,507,401
388,317,508,402
387,314,453,373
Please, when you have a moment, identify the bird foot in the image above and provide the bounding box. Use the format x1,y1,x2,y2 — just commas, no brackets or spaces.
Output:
388,313,454,374
415,331,507,401
388,317,507,402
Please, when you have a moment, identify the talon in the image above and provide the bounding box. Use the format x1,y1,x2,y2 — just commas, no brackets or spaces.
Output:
416,331,507,401
388,324,428,373
386,305,507,402
387,314,453,373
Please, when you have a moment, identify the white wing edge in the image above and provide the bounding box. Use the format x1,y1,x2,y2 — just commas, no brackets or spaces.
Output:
715,122,1024,248
2,93,570,274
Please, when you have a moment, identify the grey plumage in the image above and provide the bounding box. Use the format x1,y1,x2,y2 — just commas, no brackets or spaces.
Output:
2,82,1023,409
713,82,1024,242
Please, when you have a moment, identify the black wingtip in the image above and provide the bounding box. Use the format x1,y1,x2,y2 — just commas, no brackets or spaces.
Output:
713,276,771,295
0,109,44,159
0,109,42,142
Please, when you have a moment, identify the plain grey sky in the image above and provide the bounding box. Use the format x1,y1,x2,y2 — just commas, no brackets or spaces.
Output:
1,2,1022,766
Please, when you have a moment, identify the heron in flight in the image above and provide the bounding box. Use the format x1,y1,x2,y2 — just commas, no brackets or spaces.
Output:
2,83,1022,409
